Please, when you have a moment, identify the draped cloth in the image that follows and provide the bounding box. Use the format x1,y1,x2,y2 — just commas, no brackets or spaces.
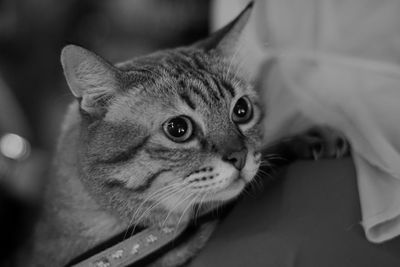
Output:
212,0,400,244
253,0,400,243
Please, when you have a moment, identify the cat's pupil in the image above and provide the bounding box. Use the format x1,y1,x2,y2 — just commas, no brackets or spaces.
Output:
234,98,248,117
167,117,188,137
168,120,186,136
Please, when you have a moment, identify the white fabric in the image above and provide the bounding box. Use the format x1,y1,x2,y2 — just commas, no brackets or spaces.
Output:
263,53,400,243
213,0,400,243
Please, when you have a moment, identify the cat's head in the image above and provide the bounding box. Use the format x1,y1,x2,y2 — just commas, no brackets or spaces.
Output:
60,3,261,226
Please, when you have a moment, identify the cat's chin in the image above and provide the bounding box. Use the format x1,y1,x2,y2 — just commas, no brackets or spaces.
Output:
160,177,245,214
207,177,246,202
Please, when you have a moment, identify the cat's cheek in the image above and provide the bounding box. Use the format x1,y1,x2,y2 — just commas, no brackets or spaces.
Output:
241,150,261,183
203,161,238,189
207,179,246,202
160,195,197,216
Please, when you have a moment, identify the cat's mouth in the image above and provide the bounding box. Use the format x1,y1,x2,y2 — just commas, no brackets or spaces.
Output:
199,175,246,204
185,170,245,201
158,151,261,214
183,151,261,200
217,174,247,193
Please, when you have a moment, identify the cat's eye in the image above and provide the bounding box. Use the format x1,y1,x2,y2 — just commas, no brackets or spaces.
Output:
163,116,193,142
232,96,253,124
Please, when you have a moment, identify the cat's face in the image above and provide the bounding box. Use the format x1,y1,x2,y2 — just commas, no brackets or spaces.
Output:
61,6,259,225
91,49,261,207
74,49,262,225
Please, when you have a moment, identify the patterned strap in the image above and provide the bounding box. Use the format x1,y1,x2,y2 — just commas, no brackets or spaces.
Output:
71,223,189,267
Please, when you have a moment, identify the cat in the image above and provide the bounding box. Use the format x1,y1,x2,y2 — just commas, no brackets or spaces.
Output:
25,4,263,267
24,3,351,266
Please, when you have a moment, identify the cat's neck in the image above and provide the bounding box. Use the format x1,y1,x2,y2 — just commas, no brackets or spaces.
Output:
31,103,126,266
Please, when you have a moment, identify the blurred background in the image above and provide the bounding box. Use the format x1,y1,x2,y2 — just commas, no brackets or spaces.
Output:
0,0,212,149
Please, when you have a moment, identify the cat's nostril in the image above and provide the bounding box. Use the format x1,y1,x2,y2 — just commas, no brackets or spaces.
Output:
222,148,247,170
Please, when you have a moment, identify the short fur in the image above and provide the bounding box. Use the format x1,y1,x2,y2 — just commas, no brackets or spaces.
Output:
26,4,264,267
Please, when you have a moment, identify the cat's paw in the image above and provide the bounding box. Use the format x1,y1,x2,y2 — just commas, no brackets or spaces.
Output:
301,127,350,160
262,127,350,163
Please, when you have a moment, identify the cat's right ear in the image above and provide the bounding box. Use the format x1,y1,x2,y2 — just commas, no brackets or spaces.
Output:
194,2,253,56
61,45,120,116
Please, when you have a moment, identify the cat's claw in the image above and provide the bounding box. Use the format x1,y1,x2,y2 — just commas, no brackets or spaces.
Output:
334,136,350,158
311,142,323,161
307,127,350,160
263,127,350,162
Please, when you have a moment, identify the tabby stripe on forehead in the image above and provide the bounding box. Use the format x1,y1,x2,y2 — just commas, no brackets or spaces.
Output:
178,59,197,74
189,85,210,106
179,92,196,110
191,55,207,72
200,77,221,103
96,136,149,164
210,76,226,100
220,80,235,97
133,168,171,193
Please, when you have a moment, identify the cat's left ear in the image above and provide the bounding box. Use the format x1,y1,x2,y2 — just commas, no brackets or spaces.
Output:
61,45,121,116
194,2,253,56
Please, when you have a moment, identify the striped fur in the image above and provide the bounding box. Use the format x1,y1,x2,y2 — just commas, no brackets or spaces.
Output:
50,4,259,266
76,47,263,226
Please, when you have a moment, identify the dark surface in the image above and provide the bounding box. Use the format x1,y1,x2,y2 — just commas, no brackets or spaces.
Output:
189,158,400,267
0,185,39,265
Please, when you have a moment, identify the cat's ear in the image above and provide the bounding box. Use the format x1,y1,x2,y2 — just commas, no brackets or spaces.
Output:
194,2,253,55
60,45,120,115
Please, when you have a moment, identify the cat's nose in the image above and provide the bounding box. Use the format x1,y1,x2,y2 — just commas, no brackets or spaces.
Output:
223,148,248,170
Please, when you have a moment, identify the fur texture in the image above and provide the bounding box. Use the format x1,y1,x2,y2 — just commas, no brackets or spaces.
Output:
28,4,263,267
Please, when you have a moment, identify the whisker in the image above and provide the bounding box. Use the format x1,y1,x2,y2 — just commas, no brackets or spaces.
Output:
176,192,200,231
254,174,265,188
247,178,258,194
194,190,209,223
263,154,286,161
231,56,246,82
127,182,184,237
257,169,275,180
127,182,179,229
225,40,244,80
252,174,265,191
165,190,198,231
160,185,193,227
134,184,186,227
